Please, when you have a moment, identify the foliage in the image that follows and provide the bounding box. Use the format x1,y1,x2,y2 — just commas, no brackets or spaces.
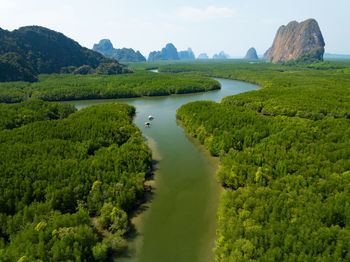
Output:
95,62,132,75
0,70,220,102
60,65,77,74
97,203,128,234
0,81,29,103
163,60,350,120
0,102,152,261
0,52,37,82
283,46,325,65
304,61,348,70
175,60,350,261
0,99,76,130
73,65,95,75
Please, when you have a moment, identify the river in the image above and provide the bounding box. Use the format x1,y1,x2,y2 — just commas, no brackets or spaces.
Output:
65,77,258,262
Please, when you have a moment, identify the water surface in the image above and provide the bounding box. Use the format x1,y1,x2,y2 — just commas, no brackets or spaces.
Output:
65,78,258,262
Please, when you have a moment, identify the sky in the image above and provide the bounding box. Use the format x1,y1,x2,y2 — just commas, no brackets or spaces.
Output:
0,0,349,58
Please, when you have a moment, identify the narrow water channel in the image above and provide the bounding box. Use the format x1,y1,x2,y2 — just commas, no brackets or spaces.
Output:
65,78,258,262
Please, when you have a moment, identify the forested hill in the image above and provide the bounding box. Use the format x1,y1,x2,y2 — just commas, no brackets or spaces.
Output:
0,26,130,82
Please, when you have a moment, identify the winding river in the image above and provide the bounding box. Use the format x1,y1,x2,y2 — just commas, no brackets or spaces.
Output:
66,77,258,262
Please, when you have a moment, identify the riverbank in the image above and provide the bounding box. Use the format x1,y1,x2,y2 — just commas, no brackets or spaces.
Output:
173,61,350,261
66,77,259,262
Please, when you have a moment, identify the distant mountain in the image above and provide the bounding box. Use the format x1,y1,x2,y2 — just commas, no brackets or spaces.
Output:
178,48,195,60
148,43,179,61
116,48,145,62
197,53,209,59
324,53,350,59
244,47,258,59
0,26,129,82
93,39,115,56
213,51,229,59
93,39,146,62
267,18,325,63
263,47,271,60
148,51,163,62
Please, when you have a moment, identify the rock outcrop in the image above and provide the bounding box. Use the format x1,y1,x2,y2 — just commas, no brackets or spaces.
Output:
213,51,229,59
197,53,209,59
160,43,179,60
93,39,114,54
93,39,146,62
115,48,146,62
267,18,325,63
148,43,179,61
263,48,271,60
244,47,258,59
178,48,195,60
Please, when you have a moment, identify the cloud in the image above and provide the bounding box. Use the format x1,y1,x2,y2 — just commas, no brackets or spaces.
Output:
175,6,236,22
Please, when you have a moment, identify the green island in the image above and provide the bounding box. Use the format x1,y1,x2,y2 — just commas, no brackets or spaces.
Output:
0,71,220,103
175,60,350,261
0,101,152,261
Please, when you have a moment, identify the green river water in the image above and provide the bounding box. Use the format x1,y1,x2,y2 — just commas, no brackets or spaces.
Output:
66,77,258,262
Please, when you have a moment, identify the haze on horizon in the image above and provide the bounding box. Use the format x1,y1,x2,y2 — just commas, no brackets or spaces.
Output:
0,0,349,58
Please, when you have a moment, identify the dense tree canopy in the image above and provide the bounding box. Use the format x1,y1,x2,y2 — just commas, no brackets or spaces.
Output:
0,99,76,130
0,71,220,102
0,102,152,261
2,59,350,260
0,52,37,82
175,60,350,261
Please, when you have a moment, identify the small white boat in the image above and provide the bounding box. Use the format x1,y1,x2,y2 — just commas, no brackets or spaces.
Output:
144,122,151,127
148,115,154,120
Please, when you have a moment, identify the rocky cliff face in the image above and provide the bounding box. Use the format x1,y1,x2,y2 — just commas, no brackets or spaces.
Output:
178,48,195,60
267,19,325,63
213,51,229,59
263,47,271,60
197,53,209,59
160,43,179,60
148,43,180,61
93,39,114,53
244,47,258,59
114,48,146,62
93,39,146,62
147,51,162,62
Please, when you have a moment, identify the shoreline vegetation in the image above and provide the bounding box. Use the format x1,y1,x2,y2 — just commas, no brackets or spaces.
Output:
0,66,221,261
0,101,153,261
175,60,350,261
0,70,220,103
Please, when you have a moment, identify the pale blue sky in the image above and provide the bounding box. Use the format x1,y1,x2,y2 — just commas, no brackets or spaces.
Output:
1,0,349,57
